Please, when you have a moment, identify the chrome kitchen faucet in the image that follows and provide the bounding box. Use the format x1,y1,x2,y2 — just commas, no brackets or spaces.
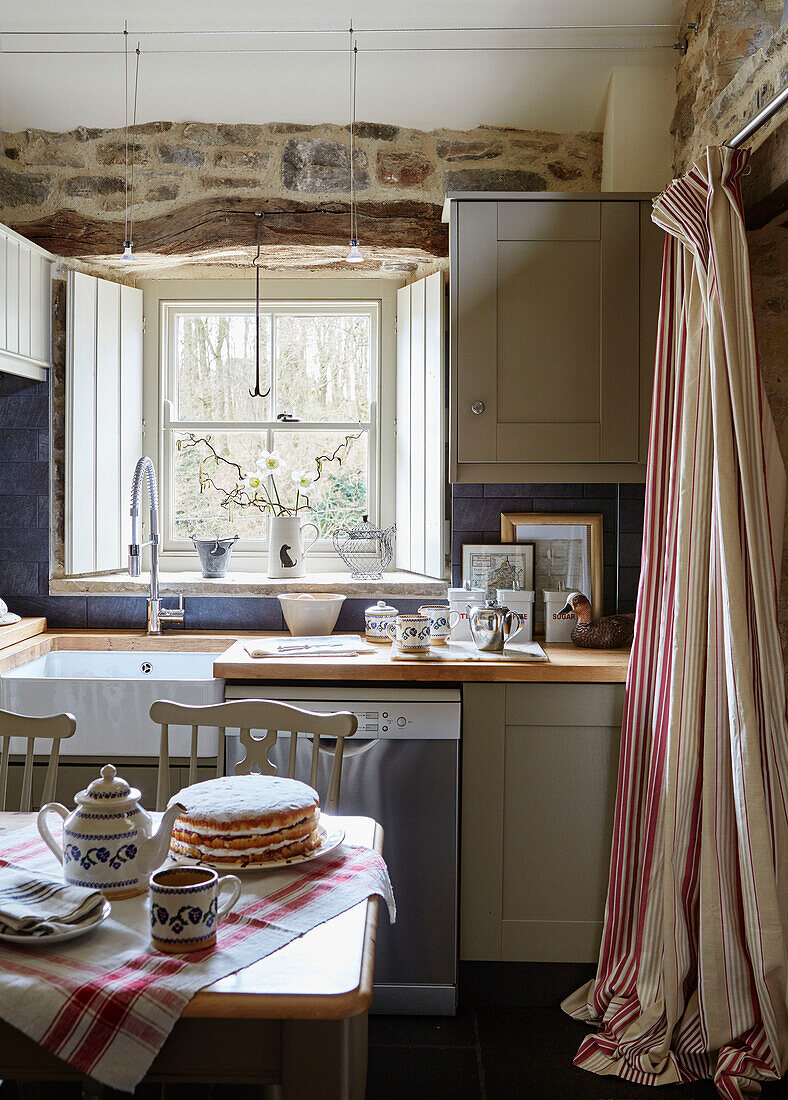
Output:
128,457,184,635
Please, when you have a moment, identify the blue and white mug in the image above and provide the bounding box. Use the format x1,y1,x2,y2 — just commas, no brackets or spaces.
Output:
418,604,461,646
385,613,431,653
150,866,241,954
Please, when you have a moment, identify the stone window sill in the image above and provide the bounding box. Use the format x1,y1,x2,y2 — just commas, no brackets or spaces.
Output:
49,571,448,599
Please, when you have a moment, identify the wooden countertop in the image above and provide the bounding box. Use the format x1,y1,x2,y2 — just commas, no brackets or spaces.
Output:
214,637,631,683
0,626,631,683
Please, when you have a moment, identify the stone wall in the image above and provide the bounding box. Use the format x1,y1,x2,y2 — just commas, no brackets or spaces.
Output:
674,0,788,663
672,0,784,170
0,121,602,278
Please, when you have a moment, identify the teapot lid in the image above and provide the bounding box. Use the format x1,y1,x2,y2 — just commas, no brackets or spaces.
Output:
75,763,140,807
366,599,397,614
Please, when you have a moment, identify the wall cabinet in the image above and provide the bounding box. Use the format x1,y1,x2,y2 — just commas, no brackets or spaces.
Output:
0,222,54,383
461,681,623,963
446,193,663,483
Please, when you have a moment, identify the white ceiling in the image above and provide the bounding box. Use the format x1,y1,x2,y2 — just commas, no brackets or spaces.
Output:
0,0,682,134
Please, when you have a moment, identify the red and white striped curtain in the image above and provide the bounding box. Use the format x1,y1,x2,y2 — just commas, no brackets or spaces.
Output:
563,146,788,1099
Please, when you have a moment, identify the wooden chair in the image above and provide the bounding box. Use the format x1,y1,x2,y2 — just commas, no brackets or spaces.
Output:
0,709,77,812
150,698,358,812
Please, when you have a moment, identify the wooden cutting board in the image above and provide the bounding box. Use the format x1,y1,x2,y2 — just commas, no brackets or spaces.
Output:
0,617,46,651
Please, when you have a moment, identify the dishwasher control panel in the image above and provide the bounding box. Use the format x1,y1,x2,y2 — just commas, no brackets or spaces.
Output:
225,685,461,740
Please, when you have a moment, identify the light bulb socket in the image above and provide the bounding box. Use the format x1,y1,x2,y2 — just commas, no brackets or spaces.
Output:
345,239,363,263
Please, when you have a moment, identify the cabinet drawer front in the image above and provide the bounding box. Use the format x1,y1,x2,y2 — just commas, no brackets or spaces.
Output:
506,683,625,726
498,201,600,241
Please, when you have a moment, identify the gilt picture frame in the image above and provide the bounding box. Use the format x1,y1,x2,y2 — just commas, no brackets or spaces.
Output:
461,542,535,599
500,512,604,625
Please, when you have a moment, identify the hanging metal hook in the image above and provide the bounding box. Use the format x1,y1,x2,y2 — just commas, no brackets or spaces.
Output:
249,211,271,399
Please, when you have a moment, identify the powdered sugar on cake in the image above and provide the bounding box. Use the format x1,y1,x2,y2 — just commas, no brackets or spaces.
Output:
170,774,318,823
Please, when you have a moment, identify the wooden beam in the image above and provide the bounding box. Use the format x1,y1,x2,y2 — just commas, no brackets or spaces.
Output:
9,197,448,262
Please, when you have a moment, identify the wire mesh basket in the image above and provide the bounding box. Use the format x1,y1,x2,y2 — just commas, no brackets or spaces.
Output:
332,515,396,579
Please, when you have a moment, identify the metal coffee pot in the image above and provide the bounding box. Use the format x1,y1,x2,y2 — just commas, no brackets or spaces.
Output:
467,598,524,653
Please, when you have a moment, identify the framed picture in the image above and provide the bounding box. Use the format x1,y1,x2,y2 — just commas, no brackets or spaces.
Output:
500,512,604,625
461,543,535,599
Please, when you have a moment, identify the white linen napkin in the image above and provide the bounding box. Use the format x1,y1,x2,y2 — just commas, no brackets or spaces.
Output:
244,634,373,658
0,864,105,936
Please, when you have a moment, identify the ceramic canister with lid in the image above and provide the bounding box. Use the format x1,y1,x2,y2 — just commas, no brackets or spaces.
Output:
496,589,535,642
365,600,398,643
447,586,485,643
543,590,577,642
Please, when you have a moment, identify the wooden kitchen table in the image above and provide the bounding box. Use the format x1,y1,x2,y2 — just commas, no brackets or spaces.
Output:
0,813,383,1100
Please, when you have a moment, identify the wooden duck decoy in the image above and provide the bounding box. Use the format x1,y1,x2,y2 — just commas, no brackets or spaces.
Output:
557,592,635,649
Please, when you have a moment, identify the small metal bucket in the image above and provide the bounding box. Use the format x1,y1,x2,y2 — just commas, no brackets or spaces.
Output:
189,535,239,578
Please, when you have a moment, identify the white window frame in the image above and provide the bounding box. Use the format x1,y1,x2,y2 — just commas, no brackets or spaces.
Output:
142,279,397,573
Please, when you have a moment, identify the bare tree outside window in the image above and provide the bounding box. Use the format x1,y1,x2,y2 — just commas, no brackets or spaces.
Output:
166,304,375,546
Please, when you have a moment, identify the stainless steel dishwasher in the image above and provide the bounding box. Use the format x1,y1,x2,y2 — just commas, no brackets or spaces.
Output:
224,684,460,1015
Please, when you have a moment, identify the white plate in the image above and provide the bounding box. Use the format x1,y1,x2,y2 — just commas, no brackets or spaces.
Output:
168,822,346,872
0,899,112,946
0,613,21,627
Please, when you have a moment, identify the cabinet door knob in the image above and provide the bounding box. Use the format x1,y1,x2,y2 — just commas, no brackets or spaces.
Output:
471,401,485,415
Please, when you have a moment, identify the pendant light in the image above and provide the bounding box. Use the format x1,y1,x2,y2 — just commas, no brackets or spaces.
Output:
249,212,271,399
122,25,141,262
346,27,363,263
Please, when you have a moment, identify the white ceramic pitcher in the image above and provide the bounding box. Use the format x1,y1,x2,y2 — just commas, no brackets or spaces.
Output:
267,516,319,579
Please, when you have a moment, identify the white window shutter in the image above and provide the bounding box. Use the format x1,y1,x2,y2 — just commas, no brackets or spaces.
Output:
65,272,143,575
395,271,445,577
119,284,144,564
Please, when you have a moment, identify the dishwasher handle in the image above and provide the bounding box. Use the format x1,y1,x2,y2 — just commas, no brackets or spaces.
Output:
316,734,380,758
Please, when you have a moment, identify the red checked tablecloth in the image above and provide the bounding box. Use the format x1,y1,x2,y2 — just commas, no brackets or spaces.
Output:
0,824,395,1092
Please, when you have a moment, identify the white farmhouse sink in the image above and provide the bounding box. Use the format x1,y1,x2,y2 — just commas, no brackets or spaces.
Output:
1,650,225,757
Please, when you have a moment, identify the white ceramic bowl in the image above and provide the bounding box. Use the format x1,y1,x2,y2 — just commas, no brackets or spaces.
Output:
278,593,346,636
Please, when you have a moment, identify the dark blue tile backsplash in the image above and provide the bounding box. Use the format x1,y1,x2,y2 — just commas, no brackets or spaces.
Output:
0,376,646,625
451,483,645,615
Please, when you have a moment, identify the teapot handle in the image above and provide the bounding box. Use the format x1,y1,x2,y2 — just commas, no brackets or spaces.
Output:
506,611,524,636
37,803,68,864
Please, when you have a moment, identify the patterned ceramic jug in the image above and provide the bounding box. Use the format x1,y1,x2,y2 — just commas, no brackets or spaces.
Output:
37,764,184,899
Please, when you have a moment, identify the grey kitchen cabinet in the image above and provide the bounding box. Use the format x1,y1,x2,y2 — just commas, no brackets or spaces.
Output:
445,193,663,483
461,681,623,962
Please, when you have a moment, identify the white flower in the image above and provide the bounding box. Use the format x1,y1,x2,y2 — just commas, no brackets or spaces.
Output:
292,470,315,490
245,473,263,491
257,450,282,472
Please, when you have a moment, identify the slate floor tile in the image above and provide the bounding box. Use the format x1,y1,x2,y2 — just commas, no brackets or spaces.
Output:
366,1045,482,1100
369,1008,477,1049
477,1007,720,1100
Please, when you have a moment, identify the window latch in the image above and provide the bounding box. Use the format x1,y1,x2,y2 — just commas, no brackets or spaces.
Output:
276,412,300,423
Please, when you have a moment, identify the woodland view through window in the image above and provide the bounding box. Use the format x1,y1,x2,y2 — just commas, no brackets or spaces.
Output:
162,301,377,551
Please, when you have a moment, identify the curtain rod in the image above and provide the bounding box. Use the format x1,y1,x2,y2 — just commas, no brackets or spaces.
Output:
727,85,788,148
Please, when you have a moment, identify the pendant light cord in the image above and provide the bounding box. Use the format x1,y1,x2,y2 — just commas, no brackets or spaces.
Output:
123,29,141,253
349,26,358,243
129,42,141,249
123,23,129,245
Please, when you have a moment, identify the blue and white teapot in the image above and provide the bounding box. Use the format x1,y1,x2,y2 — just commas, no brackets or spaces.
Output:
38,764,184,899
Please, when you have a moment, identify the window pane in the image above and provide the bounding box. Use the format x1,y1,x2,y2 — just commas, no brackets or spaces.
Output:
273,430,368,539
175,313,271,422
275,314,370,422
171,429,368,543
172,432,270,541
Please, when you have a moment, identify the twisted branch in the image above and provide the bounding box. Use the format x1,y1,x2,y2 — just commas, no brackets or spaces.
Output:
176,431,362,518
